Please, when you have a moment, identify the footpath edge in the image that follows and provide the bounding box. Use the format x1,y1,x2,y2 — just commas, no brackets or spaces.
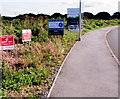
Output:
105,26,120,65
47,41,79,97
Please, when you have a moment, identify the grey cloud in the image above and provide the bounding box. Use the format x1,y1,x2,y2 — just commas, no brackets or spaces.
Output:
85,4,92,8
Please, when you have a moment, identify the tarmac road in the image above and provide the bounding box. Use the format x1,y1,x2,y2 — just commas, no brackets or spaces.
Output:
49,26,118,97
107,27,120,61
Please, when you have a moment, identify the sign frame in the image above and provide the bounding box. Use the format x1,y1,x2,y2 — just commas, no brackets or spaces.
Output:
48,19,64,35
22,29,32,42
67,8,80,33
0,35,14,50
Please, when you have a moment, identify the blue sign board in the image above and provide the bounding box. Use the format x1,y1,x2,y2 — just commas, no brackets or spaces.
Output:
67,8,80,33
48,19,64,35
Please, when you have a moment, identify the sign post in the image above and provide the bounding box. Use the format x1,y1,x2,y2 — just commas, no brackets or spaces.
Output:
79,0,82,41
67,2,81,41
67,8,80,33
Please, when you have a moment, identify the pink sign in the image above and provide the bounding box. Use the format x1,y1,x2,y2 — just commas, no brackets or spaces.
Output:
0,35,14,50
22,29,31,42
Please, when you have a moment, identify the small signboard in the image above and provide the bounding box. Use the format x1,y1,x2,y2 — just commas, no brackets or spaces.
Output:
0,35,14,50
67,8,80,33
22,29,31,42
48,19,64,35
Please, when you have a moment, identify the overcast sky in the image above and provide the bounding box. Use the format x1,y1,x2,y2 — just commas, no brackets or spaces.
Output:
0,0,119,17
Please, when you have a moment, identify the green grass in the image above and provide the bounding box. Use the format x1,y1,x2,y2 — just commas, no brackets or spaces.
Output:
82,19,120,35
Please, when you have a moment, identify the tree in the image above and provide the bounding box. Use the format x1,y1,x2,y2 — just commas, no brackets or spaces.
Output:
83,12,94,19
111,12,120,19
95,12,111,20
2,16,13,20
50,13,64,18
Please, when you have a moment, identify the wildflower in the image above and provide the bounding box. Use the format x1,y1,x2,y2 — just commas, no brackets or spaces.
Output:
12,19,16,21
105,22,110,25
63,38,67,42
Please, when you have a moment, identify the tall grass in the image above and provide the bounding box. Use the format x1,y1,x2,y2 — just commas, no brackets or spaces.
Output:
82,19,120,35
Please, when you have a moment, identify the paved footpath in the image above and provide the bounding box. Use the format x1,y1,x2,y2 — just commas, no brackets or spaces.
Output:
49,26,118,97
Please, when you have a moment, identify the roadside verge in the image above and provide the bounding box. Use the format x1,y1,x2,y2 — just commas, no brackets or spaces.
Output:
47,41,78,97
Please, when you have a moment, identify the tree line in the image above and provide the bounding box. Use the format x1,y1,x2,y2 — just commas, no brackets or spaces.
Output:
1,12,120,20
83,12,120,19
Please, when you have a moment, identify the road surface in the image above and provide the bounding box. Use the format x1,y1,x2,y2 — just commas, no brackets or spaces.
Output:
107,27,120,61
49,26,118,97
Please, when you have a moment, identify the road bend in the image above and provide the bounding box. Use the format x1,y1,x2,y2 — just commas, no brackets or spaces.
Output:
107,27,120,61
49,26,118,97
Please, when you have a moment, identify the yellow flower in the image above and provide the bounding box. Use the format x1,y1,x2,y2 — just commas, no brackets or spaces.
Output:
63,38,67,42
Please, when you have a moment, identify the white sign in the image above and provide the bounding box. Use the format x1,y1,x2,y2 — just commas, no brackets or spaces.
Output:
49,20,64,28
22,29,31,42
67,8,80,33
67,8,80,18
68,25,79,33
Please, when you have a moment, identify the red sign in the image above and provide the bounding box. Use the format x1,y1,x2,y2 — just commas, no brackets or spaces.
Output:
22,29,31,42
0,35,14,50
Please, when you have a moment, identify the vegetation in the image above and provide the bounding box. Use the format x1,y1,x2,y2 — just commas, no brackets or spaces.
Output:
1,16,78,97
0,13,120,98
82,19,120,35
2,11,120,20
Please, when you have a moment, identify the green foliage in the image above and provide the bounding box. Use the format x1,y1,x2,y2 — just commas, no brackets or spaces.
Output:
2,17,48,43
82,19,120,34
3,66,49,91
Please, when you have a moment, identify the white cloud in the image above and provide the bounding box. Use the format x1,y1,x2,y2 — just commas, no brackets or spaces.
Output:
83,0,119,15
0,0,79,3
0,1,80,16
0,2,31,16
0,0,119,16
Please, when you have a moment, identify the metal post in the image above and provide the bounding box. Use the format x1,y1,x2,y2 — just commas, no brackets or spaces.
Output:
79,0,82,41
